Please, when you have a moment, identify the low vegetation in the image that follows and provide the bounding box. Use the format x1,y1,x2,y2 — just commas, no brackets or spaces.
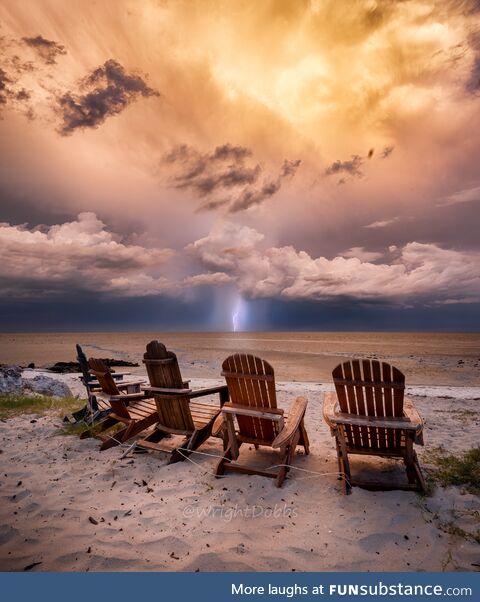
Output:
0,394,82,420
438,521,480,545
424,446,480,495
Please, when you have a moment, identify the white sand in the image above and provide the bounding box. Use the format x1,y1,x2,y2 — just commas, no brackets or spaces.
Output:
0,375,479,572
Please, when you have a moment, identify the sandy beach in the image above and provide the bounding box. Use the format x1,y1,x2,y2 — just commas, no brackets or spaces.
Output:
0,370,478,572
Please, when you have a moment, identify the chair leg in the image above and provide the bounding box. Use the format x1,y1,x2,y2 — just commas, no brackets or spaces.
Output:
169,434,193,464
215,445,235,477
404,437,418,485
405,439,426,492
100,413,158,451
299,420,310,455
413,451,426,492
276,441,296,487
335,439,343,478
275,464,288,487
337,432,352,494
100,421,134,451
169,422,215,464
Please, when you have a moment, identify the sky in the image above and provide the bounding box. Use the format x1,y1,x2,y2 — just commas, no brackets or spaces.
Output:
0,0,479,332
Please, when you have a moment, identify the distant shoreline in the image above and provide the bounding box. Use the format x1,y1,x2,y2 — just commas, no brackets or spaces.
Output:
1,332,479,387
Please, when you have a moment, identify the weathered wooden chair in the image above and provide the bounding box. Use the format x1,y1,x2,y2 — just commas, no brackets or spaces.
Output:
215,354,309,487
323,359,425,494
136,341,230,463
80,357,158,451
75,344,127,397
76,344,102,395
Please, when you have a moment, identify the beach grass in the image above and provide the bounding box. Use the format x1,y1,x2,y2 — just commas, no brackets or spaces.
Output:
438,521,480,545
0,394,82,420
424,446,480,495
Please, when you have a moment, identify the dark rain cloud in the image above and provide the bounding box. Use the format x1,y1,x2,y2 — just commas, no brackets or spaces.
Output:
0,67,31,110
165,144,301,213
381,145,394,158
57,59,159,135
165,143,261,196
0,68,12,105
228,159,301,213
325,154,364,177
325,146,394,183
22,35,66,65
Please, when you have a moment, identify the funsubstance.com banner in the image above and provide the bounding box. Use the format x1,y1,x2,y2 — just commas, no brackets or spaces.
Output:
0,572,478,602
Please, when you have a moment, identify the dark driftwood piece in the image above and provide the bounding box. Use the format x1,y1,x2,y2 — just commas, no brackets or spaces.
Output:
136,341,229,463
80,357,157,451
215,354,309,487
323,359,426,494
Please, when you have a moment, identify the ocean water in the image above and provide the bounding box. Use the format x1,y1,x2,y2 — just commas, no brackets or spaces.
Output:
1,331,479,386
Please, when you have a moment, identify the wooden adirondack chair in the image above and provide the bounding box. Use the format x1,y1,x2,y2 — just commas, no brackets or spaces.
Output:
323,359,425,494
80,357,158,451
136,341,230,463
215,354,309,487
76,344,102,395
76,344,128,396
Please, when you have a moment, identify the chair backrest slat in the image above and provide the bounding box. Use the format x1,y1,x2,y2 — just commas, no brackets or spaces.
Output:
88,357,120,396
88,357,131,419
222,353,278,442
143,340,194,433
143,340,184,389
392,366,405,416
76,344,93,385
332,359,405,450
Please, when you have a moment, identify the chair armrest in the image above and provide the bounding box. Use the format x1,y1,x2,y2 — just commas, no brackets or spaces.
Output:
187,385,229,399
403,398,423,427
212,414,225,437
323,392,424,442
328,404,422,431
323,391,339,429
331,413,417,429
221,402,284,421
403,398,424,444
141,385,192,394
110,392,147,401
272,396,308,449
116,380,146,389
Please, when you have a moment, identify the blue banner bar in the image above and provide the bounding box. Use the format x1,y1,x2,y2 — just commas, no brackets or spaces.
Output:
0,572,478,601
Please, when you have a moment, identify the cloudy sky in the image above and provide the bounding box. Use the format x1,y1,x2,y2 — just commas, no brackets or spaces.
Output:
1,0,479,331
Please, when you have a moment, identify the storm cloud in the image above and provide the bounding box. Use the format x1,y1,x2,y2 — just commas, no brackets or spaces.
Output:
325,146,393,180
0,67,31,113
58,60,159,135
165,143,261,196
22,35,66,65
325,155,364,178
0,213,175,297
188,221,480,304
165,144,301,213
228,159,301,212
0,68,12,105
